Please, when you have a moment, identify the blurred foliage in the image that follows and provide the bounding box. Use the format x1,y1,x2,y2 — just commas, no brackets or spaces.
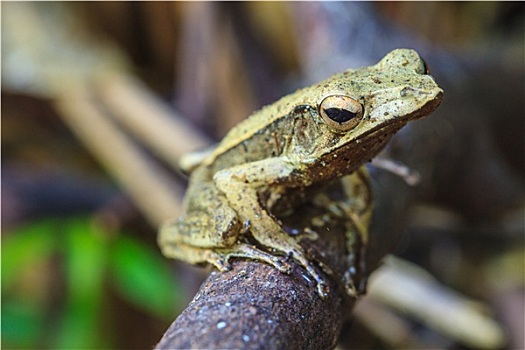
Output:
2,216,184,349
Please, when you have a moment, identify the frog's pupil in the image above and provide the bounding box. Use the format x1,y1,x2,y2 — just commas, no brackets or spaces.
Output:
324,108,357,123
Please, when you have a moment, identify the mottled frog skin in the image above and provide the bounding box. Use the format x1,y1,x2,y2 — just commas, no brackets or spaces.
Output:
159,49,443,298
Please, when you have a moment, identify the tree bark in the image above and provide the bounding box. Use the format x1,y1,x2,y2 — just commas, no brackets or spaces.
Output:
156,261,345,350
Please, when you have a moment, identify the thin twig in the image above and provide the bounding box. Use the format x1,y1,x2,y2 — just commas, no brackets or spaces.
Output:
95,72,212,171
360,257,505,349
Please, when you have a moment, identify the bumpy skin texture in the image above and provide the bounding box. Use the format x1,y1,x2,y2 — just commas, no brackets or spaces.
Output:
159,49,443,297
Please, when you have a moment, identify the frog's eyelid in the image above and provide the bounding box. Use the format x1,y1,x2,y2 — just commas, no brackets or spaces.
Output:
317,92,356,106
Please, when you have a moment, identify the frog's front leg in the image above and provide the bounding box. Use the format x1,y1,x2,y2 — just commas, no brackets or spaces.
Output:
213,157,329,297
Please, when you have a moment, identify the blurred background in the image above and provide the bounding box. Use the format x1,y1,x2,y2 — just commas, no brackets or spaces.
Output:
2,2,523,349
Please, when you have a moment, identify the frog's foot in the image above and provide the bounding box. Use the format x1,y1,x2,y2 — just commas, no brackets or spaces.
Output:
207,243,293,274
287,248,330,298
210,243,329,297
254,234,329,298
246,224,329,297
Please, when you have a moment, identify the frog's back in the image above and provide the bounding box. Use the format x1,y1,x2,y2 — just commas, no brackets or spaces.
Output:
219,92,299,148
202,70,358,171
201,91,303,170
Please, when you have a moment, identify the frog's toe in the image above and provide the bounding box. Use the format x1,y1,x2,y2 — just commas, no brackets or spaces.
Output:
343,280,358,298
208,256,232,272
272,258,292,274
343,268,366,298
289,252,331,298
316,282,330,299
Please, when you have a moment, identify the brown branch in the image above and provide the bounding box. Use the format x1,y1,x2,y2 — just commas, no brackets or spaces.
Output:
156,261,346,350
54,84,185,227
94,72,212,171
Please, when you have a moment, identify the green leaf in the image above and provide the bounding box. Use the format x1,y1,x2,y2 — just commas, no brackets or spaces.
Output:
2,219,57,288
53,217,110,349
2,219,57,349
1,300,45,349
110,235,182,319
62,218,108,299
53,297,108,349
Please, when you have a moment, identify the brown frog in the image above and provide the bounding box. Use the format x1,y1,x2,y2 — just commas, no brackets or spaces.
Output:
159,49,443,298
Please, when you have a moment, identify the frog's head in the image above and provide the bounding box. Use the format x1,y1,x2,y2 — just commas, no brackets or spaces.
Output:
303,49,443,178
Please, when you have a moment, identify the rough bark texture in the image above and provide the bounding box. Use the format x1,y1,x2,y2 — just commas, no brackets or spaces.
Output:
156,261,345,350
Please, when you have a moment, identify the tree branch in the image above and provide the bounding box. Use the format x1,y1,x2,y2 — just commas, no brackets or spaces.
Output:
156,261,346,350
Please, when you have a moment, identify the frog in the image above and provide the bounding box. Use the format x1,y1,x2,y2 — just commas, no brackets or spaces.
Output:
159,48,443,298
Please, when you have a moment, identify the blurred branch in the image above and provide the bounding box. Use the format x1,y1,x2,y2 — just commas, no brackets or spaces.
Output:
95,72,211,170
356,256,505,349
3,2,209,227
54,83,183,227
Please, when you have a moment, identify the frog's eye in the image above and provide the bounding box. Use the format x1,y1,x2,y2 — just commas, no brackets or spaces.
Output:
319,94,363,131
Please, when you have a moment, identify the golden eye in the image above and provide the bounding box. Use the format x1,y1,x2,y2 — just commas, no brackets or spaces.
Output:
318,94,363,131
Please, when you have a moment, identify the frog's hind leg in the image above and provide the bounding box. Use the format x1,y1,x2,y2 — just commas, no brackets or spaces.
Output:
162,180,241,248
159,175,294,275
159,178,243,273
159,239,291,273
